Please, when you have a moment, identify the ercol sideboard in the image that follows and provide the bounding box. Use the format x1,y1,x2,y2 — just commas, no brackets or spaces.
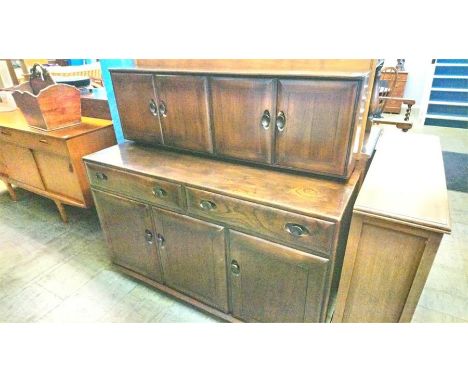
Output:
0,109,115,222
84,65,374,322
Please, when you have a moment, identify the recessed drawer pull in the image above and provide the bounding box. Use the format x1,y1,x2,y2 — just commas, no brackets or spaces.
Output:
1,130,11,136
95,172,108,181
199,200,216,211
158,101,167,118
149,99,158,116
285,223,309,237
276,111,286,132
156,233,165,247
39,139,48,144
152,187,167,198
230,260,240,275
144,229,153,243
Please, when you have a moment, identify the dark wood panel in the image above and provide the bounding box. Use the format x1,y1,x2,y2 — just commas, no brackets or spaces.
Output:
229,231,329,322
152,208,229,312
210,77,275,163
92,190,163,282
154,75,212,153
111,72,163,144
276,79,359,176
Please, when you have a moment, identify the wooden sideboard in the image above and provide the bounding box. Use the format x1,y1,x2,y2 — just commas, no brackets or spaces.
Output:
84,142,360,322
333,131,451,323
381,71,408,113
0,110,116,222
110,69,370,179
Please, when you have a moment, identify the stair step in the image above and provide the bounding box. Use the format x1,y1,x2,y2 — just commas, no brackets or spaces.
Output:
435,63,468,67
425,117,468,129
427,103,468,117
428,100,468,107
433,75,468,79
436,59,468,64
432,77,468,89
431,87,468,92
424,114,468,121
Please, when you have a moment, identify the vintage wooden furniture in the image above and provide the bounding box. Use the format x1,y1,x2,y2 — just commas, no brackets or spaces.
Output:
110,68,370,179
0,109,116,222
84,142,360,322
80,88,111,120
381,69,408,113
333,132,451,323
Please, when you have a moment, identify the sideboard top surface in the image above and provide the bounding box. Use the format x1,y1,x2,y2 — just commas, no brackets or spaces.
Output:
84,142,360,222
354,131,451,233
0,110,112,140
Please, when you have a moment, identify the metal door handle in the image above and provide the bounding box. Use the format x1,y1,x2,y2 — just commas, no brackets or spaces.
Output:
199,200,216,211
156,233,165,247
230,260,240,275
95,172,108,181
261,110,271,129
276,111,286,132
159,101,167,117
285,223,309,237
145,229,153,243
149,99,158,116
152,187,167,198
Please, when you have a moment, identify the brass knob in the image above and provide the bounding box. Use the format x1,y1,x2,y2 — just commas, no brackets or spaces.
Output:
230,260,240,275
276,111,286,132
144,229,153,243
95,172,108,181
152,187,167,198
199,200,216,211
159,101,167,117
149,99,158,116
261,110,271,129
285,223,309,237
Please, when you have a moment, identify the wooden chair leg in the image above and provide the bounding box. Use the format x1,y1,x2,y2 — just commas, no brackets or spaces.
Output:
53,200,68,223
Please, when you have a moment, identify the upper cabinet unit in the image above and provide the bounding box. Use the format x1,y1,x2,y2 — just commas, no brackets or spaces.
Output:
110,69,366,179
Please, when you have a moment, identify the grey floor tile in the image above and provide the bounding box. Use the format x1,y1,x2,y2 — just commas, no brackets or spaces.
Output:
412,305,467,323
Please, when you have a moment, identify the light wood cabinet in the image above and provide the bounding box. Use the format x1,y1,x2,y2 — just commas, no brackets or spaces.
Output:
93,189,163,283
275,79,359,176
0,110,116,222
111,72,163,144
154,75,212,153
229,231,329,323
210,77,275,163
153,208,228,312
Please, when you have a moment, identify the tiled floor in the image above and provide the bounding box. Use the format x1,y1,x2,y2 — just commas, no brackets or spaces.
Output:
0,123,466,323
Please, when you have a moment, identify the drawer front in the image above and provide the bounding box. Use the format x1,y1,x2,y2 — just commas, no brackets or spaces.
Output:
0,128,68,156
87,162,184,211
186,187,336,255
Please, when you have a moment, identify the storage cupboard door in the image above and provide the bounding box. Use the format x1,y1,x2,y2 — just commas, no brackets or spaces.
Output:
152,208,228,312
275,79,359,176
210,77,275,163
92,189,163,283
34,151,84,203
229,231,329,323
0,142,45,190
111,72,163,144
154,75,213,153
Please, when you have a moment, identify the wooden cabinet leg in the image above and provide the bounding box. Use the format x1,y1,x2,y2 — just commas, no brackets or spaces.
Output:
1,178,17,201
53,200,68,223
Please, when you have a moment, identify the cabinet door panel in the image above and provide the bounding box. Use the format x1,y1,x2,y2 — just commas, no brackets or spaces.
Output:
154,75,212,153
111,72,163,144
153,209,228,312
210,77,275,163
1,142,44,190
229,231,329,323
93,189,163,282
34,151,84,202
276,79,359,176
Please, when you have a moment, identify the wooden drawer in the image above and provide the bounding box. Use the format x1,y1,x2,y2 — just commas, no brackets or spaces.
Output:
0,128,68,156
186,187,336,255
86,162,184,211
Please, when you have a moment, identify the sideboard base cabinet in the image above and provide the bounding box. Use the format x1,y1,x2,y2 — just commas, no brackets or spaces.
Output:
85,142,360,323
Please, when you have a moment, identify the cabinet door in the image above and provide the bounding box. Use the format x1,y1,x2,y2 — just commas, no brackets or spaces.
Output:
229,231,329,323
152,208,228,312
111,72,163,144
154,75,213,153
92,189,163,283
34,151,84,203
275,79,359,176
0,142,45,190
210,77,275,163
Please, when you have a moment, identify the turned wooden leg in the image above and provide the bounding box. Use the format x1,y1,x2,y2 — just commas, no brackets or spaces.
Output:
53,200,68,223
404,104,413,121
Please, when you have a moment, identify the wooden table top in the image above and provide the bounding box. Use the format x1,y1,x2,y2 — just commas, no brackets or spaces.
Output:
354,131,451,233
84,142,361,222
0,109,112,140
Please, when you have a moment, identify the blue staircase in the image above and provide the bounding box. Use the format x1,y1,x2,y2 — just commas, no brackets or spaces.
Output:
424,59,468,129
